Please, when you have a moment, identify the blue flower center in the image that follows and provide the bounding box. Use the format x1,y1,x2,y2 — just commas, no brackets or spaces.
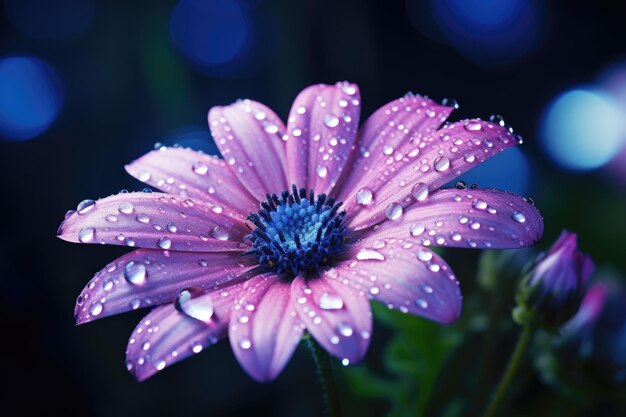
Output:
245,185,347,276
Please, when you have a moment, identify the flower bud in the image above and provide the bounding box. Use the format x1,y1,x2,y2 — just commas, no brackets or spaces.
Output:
514,230,594,328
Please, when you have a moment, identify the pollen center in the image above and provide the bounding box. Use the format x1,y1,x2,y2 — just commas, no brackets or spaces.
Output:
246,185,347,276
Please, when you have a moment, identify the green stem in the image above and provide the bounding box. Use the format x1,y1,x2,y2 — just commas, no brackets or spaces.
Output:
305,336,342,417
483,324,534,417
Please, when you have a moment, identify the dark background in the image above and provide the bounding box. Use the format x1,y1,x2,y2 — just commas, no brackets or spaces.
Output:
1,1,625,416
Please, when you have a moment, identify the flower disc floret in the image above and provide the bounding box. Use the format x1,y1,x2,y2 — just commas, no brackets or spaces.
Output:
246,185,347,276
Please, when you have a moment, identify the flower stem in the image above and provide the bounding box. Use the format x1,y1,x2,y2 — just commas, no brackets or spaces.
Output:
305,336,342,417
483,324,534,417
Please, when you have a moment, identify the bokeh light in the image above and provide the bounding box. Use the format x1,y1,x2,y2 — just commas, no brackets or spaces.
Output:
4,0,94,42
540,88,626,171
407,0,544,66
450,147,531,195
170,0,253,75
597,61,626,183
0,56,64,141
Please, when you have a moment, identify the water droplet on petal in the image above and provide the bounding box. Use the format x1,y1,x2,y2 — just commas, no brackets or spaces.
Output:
210,225,230,241
118,202,134,214
89,301,103,316
464,120,482,131
464,153,476,163
129,298,141,310
158,237,172,249
319,293,344,310
77,199,95,214
155,360,166,370
411,182,429,202
512,211,526,223
124,261,148,285
239,338,252,349
356,248,385,261
135,213,150,223
385,202,403,220
410,223,425,236
342,84,356,95
78,227,95,243
192,162,208,175
175,289,214,323
356,187,373,205
416,298,429,309
316,164,328,178
434,156,450,172
324,114,339,128
264,123,279,134
336,322,354,337
417,248,433,262
166,222,177,233
473,200,488,210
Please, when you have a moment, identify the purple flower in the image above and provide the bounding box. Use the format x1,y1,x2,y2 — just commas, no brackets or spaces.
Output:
517,231,594,328
58,82,543,381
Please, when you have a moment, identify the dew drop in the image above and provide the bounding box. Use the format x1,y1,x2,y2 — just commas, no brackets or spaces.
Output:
77,199,95,214
175,289,214,323
264,123,279,134
416,298,429,309
239,338,252,350
124,261,148,285
89,301,103,316
192,162,208,175
464,153,476,163
411,182,429,202
473,200,488,210
409,223,425,236
158,237,172,249
316,164,328,178
166,222,177,233
417,248,433,262
336,322,354,337
324,114,340,128
319,293,344,310
434,156,451,172
78,227,95,243
129,298,141,310
464,120,482,131
342,84,356,95
512,211,526,223
155,360,166,371
356,187,373,205
210,225,230,241
385,202,403,221
135,213,150,223
118,202,134,214
356,248,385,261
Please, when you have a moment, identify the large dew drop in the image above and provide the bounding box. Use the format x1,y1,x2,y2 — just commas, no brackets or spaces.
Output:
324,114,340,128
175,289,214,323
77,199,95,214
356,187,373,205
411,182,429,202
464,120,482,131
78,227,95,243
319,292,344,310
356,248,385,261
210,225,230,241
158,237,172,249
434,156,451,172
385,202,403,221
316,164,328,178
124,261,148,285
512,211,526,223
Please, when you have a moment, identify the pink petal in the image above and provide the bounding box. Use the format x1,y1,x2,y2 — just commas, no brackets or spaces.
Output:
74,249,259,324
208,100,289,201
229,275,304,381
125,147,258,216
326,236,462,324
364,188,543,249
342,119,519,230
335,94,452,202
125,282,246,381
285,82,361,195
291,275,372,364
57,192,248,251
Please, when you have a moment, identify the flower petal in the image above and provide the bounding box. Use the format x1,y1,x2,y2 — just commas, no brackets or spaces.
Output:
229,276,304,381
291,275,372,364
285,82,361,195
208,100,288,200
57,192,248,251
74,249,259,324
125,147,258,215
326,236,462,324
363,188,544,249
335,94,452,202
342,119,519,230
125,282,245,381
